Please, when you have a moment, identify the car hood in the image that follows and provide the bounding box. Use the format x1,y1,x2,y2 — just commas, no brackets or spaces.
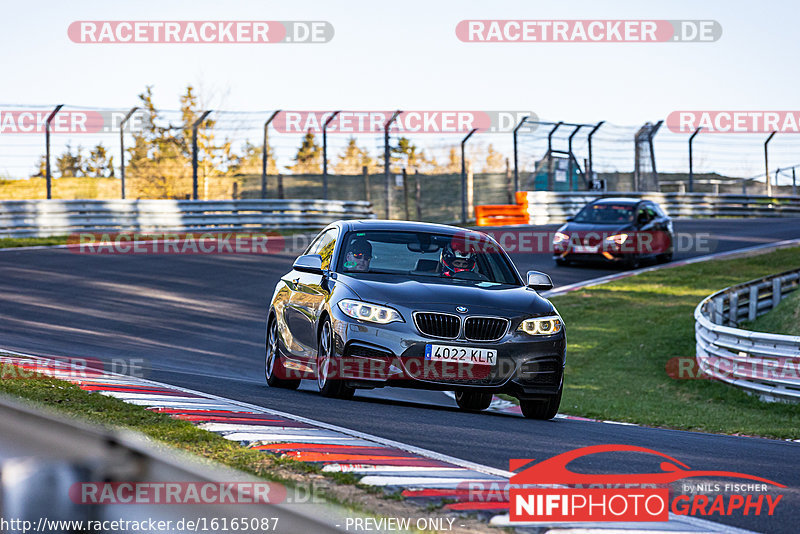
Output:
337,275,554,315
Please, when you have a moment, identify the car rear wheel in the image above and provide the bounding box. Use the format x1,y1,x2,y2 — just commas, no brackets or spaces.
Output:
265,317,300,390
519,386,562,420
316,320,355,399
555,258,570,267
454,390,493,411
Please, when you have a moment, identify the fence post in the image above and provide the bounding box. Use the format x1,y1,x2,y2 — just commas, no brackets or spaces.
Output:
402,168,409,220
192,110,212,200
648,120,663,185
262,110,280,199
415,170,422,220
587,121,604,188
793,168,797,197
44,104,64,200
384,111,401,219
460,128,477,224
362,165,370,203
567,125,583,190
467,160,474,221
688,127,702,193
119,107,138,200
505,157,512,203
512,116,528,193
277,174,284,199
764,131,777,197
322,111,340,200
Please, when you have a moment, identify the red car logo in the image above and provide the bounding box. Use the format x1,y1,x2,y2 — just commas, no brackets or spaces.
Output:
510,444,785,487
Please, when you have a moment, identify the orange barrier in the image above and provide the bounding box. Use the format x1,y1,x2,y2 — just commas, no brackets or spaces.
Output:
474,204,528,226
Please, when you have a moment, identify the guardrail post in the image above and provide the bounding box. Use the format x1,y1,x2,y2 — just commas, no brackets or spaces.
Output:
119,107,139,199
192,110,212,200
713,297,724,324
728,291,739,326
402,168,409,220
793,168,797,197
44,104,64,199
262,110,280,199
688,127,702,193
384,110,401,219
461,128,477,223
512,116,528,193
362,165,370,203
772,278,782,309
764,131,777,197
748,285,758,321
322,111,340,200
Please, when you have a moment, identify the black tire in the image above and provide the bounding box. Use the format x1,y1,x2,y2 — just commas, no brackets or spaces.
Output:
555,258,570,267
519,386,562,420
657,251,674,264
316,319,356,399
265,317,300,390
624,255,641,270
454,390,493,412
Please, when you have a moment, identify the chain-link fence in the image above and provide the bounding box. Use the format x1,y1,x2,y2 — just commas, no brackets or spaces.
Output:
1,103,798,219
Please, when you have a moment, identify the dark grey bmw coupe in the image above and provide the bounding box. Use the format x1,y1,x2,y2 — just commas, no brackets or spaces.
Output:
265,220,566,419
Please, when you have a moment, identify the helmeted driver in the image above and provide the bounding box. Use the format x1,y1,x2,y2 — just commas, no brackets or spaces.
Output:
440,240,477,277
344,237,372,272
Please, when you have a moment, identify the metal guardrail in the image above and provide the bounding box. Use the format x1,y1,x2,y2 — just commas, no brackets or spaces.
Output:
0,199,375,238
0,392,349,533
513,191,800,225
694,268,800,403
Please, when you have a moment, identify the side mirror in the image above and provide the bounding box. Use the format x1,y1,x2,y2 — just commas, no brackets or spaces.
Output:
293,254,324,274
526,270,553,291
565,217,574,222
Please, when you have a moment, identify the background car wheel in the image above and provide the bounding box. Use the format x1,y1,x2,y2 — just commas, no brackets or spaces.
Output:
657,251,674,263
454,390,493,411
316,320,355,399
265,318,300,390
624,256,641,270
519,386,562,420
554,258,570,267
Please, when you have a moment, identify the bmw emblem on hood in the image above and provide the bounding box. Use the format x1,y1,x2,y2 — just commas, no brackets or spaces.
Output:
455,306,468,313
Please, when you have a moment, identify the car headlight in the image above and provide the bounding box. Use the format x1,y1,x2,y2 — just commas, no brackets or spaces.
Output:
518,315,563,336
605,233,629,245
553,231,569,244
338,299,403,324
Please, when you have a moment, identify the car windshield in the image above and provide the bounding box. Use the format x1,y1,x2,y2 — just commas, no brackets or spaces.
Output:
573,203,635,224
336,230,520,286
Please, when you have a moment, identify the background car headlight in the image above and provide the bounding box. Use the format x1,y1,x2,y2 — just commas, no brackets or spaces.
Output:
605,233,629,245
338,299,403,324
519,315,563,335
552,231,569,244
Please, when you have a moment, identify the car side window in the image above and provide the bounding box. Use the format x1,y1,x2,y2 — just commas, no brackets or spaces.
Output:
306,229,338,270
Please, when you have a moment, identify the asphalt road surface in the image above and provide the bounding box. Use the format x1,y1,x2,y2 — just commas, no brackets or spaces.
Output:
1,218,798,533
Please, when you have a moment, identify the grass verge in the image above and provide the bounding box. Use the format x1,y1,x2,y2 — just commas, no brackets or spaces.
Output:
551,247,800,440
742,288,800,336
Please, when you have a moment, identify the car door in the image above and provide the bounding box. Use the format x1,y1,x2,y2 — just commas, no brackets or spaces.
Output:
286,228,338,363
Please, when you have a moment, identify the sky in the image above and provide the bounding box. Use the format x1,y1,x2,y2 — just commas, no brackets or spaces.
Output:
1,0,799,180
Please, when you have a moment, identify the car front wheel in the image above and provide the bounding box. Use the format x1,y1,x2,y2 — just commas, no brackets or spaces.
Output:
265,317,300,390
316,319,355,399
519,386,562,420
454,390,493,412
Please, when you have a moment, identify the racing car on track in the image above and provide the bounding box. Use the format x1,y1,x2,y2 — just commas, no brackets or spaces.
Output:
265,220,566,419
552,197,674,268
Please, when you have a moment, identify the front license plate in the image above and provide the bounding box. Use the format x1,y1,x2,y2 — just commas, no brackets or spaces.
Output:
573,244,599,253
424,344,497,366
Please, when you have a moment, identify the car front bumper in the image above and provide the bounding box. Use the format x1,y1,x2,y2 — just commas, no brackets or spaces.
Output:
329,306,566,400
